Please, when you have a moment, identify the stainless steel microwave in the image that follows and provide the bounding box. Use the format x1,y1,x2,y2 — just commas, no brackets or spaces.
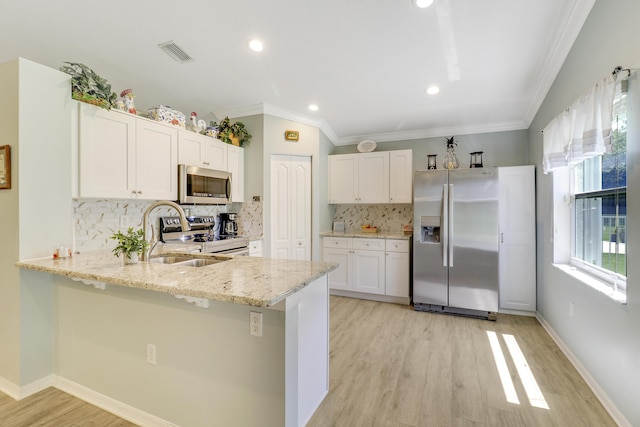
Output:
178,164,231,205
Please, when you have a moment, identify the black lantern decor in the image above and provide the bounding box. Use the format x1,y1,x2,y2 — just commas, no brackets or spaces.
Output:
427,154,437,170
470,151,484,168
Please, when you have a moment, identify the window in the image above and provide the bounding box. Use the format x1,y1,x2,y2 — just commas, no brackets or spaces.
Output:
571,88,627,287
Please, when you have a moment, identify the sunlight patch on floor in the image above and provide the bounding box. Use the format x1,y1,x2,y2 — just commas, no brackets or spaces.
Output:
487,330,549,409
486,331,520,405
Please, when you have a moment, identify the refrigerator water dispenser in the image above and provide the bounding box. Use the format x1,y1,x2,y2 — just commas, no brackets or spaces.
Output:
420,216,440,243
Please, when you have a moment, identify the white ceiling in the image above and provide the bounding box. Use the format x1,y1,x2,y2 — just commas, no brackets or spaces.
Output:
0,0,594,145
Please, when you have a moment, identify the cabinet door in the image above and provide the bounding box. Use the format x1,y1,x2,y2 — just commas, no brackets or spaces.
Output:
328,154,358,203
358,152,389,203
135,119,178,200
353,249,385,295
323,248,351,291
227,145,244,202
78,104,136,198
177,130,206,166
389,149,413,203
203,138,228,171
385,251,409,297
499,165,536,312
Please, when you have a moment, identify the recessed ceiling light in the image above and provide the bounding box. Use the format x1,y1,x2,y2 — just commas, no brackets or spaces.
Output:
414,0,434,8
248,39,264,52
308,104,319,111
426,86,440,95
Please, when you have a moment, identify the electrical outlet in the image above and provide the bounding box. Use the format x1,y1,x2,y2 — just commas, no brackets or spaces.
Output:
147,343,157,365
250,311,263,337
119,216,128,229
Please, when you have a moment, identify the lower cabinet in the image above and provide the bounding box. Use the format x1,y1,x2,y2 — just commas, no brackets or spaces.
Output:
322,237,410,303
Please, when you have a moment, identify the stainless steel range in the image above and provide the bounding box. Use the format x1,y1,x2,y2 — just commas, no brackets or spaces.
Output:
159,216,249,256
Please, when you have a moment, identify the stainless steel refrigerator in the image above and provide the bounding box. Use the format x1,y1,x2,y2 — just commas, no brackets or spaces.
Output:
413,168,499,319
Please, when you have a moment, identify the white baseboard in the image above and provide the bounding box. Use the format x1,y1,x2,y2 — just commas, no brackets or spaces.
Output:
536,313,631,427
54,376,179,427
0,374,54,400
499,308,536,317
330,289,410,305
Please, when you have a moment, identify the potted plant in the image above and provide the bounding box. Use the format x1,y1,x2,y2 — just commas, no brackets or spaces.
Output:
110,227,149,264
211,116,252,146
59,62,117,110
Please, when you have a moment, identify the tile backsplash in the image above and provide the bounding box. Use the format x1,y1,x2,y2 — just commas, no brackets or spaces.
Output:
332,204,413,233
72,199,264,253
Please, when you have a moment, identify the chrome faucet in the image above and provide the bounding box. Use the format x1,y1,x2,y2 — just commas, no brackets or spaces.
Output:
141,200,191,261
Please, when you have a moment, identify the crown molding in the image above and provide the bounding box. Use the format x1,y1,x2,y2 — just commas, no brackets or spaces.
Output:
213,103,340,144
522,0,596,127
334,120,529,146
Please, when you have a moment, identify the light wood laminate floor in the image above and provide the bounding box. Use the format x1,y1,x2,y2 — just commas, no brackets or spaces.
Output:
0,387,136,426
309,296,615,427
0,296,615,426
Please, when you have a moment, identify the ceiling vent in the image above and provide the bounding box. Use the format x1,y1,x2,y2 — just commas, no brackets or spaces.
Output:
158,41,194,63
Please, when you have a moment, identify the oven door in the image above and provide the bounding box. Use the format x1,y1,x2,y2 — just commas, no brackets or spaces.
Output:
178,164,231,204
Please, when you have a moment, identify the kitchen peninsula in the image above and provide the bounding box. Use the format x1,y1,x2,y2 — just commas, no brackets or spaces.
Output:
16,252,336,427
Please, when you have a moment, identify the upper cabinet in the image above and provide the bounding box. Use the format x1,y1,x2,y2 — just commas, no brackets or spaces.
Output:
389,149,413,203
328,149,412,204
78,103,178,200
177,130,227,171
227,144,245,203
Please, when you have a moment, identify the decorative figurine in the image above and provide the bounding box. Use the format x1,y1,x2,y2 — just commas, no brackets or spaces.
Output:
189,112,199,132
120,89,136,115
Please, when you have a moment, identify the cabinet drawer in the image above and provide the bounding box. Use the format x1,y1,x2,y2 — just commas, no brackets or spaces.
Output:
353,238,385,251
323,237,351,249
386,239,409,253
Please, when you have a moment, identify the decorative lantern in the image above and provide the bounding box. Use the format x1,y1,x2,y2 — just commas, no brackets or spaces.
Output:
470,151,484,168
427,154,437,170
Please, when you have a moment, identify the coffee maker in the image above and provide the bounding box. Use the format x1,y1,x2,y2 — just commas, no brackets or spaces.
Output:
218,213,238,238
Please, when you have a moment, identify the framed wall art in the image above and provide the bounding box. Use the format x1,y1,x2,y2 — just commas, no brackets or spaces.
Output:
0,145,11,189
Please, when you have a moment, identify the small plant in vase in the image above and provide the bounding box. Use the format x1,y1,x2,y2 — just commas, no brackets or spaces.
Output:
443,136,459,169
212,116,252,146
110,228,149,264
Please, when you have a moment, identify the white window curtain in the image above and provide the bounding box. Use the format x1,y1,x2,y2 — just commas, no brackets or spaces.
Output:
542,72,618,174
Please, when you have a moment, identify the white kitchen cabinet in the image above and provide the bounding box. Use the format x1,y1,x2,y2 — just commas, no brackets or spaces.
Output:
249,239,262,257
177,130,228,171
323,240,351,291
385,239,410,297
227,144,245,202
135,119,178,200
352,238,386,295
322,236,410,303
328,150,411,204
389,149,413,203
271,155,311,260
357,152,389,203
327,154,357,203
499,165,536,313
78,103,178,200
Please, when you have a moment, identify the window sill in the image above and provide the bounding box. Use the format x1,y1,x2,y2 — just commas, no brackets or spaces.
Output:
553,264,627,305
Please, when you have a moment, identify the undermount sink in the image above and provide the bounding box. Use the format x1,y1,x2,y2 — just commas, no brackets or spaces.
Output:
150,256,225,268
149,256,195,264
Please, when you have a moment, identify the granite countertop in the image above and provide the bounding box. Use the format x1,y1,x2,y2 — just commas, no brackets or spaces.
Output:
320,231,412,240
15,250,337,308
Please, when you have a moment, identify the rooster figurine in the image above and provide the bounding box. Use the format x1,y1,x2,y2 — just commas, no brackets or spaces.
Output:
120,89,136,115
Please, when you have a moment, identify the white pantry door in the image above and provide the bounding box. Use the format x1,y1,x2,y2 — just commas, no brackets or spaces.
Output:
271,155,311,260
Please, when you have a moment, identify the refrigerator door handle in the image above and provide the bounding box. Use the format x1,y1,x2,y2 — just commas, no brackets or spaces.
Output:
449,184,454,267
442,184,449,267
